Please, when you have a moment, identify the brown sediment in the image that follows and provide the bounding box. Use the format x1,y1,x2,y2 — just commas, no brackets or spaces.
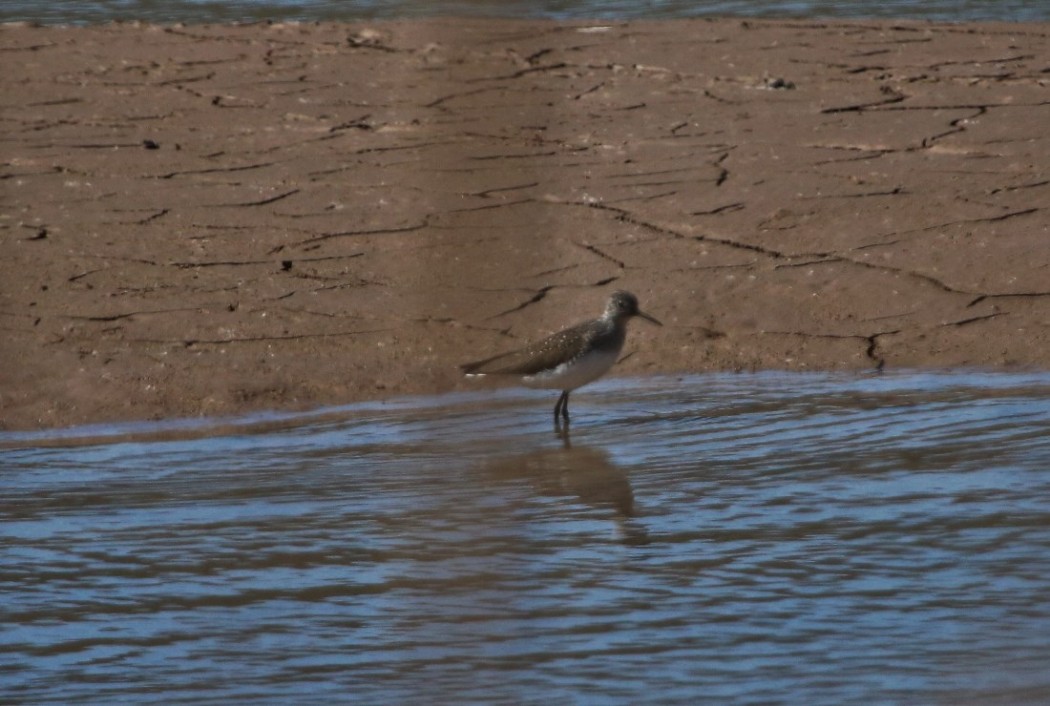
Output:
1,17,1048,430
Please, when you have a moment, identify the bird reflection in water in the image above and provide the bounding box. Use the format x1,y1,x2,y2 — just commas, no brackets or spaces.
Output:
480,427,649,546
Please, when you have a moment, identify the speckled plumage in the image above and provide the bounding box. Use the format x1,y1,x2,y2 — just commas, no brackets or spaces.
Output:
461,291,661,423
460,316,623,380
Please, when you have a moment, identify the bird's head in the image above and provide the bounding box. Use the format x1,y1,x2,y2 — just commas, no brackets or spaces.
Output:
605,290,662,326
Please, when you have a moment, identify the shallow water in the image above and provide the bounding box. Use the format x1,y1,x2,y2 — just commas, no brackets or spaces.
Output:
3,371,1050,704
4,0,1048,25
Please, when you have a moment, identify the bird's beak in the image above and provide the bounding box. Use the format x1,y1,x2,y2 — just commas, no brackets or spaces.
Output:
637,310,662,326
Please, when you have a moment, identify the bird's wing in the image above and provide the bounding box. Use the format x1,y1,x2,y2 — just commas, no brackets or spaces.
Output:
460,322,595,376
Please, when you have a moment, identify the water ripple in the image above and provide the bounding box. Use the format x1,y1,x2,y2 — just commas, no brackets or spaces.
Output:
2,371,1050,704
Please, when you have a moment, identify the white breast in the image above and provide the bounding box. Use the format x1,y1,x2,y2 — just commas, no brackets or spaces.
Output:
521,349,620,391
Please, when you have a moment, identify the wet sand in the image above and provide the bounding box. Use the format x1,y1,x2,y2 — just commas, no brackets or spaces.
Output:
2,17,1048,430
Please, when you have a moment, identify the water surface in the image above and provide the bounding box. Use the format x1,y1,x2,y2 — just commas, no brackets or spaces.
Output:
4,0,1048,25
3,371,1050,704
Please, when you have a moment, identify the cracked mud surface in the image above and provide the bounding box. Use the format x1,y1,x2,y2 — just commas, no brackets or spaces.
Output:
2,18,1049,429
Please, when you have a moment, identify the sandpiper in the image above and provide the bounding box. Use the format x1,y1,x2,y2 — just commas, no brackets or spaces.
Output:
460,290,661,423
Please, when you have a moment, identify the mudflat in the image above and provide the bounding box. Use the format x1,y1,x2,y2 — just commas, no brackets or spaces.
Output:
2,17,1048,430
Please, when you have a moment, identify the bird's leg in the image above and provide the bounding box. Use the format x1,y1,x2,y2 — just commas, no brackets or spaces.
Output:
553,390,570,426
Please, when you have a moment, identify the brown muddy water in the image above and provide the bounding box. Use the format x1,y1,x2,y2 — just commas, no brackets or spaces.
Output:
3,371,1050,705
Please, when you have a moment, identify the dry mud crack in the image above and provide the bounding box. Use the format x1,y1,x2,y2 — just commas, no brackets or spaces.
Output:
2,17,1048,429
